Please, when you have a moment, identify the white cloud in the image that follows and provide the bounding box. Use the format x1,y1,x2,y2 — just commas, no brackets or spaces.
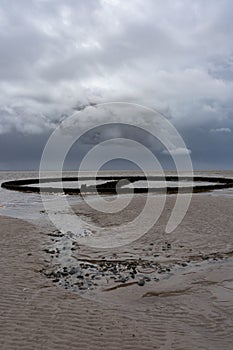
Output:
210,127,231,133
0,0,233,137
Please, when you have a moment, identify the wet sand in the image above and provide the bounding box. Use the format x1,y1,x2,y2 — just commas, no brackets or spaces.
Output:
1,192,233,349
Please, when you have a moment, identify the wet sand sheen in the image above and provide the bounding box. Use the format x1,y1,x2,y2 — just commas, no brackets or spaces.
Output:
1,191,233,349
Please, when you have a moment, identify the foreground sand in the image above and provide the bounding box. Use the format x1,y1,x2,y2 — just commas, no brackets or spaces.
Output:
1,216,162,350
1,193,233,349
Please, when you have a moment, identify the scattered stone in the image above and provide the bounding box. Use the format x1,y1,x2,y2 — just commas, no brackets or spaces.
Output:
52,278,60,283
202,255,209,260
129,272,135,279
143,276,151,282
44,248,56,254
69,267,77,275
137,279,145,286
47,231,64,238
61,271,69,277
77,275,84,279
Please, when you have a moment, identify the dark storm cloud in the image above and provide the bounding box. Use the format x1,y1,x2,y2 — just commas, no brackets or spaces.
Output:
0,0,233,169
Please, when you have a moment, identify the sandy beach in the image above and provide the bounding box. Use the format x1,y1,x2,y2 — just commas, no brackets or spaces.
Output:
1,191,233,349
1,0,233,347
0,216,158,350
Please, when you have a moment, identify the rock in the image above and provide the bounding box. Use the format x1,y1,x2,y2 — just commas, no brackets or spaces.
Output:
79,286,87,290
129,272,135,279
137,279,145,286
61,271,69,277
143,276,151,282
44,248,56,254
202,255,209,260
77,275,84,279
158,268,166,274
52,278,60,283
69,267,77,275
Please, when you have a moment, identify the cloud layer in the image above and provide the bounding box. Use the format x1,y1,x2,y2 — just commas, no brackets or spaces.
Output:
0,0,233,168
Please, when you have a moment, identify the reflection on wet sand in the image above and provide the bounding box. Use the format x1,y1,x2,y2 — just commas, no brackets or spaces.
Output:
1,171,233,349
38,192,233,349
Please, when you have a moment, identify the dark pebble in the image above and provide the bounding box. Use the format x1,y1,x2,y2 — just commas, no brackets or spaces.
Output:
137,279,145,286
61,271,69,277
44,248,56,254
202,256,209,260
69,267,77,275
129,272,135,279
79,286,87,290
143,276,151,282
77,275,84,279
52,278,60,283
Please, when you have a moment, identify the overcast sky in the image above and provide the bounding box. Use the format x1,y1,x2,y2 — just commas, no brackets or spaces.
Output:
0,0,233,170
